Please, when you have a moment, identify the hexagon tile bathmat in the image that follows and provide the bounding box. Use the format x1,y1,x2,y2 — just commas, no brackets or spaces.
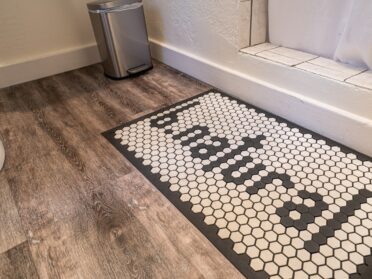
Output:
103,90,372,279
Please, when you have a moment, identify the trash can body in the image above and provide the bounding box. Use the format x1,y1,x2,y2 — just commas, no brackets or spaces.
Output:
87,0,152,79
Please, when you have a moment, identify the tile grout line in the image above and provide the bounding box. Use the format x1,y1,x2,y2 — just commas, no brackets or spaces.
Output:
344,81,372,91
292,56,320,67
344,69,369,82
303,59,367,77
253,45,280,56
256,50,317,66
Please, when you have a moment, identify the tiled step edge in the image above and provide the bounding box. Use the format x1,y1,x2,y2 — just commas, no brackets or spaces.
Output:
240,44,371,91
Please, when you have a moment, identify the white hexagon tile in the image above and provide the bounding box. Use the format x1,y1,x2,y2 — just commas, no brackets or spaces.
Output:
104,90,372,279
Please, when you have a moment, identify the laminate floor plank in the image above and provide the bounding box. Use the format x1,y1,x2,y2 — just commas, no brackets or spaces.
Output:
0,85,56,170
5,150,92,233
27,188,206,279
0,242,39,279
0,176,26,254
79,65,157,116
5,139,207,279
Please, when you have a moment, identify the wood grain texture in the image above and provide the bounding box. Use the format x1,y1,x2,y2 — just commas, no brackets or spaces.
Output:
0,176,26,254
0,242,39,279
0,61,244,278
110,173,243,279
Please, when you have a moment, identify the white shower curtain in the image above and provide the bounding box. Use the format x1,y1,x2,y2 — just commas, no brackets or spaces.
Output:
334,0,372,69
268,0,372,69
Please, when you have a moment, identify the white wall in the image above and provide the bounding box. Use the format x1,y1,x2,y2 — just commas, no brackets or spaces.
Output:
0,0,100,88
144,0,241,68
0,0,95,65
143,0,267,67
0,0,243,89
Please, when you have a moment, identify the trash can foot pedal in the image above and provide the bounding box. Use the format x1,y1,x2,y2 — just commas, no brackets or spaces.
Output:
127,64,152,75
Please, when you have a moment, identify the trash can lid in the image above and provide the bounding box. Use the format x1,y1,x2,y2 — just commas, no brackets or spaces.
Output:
87,0,141,11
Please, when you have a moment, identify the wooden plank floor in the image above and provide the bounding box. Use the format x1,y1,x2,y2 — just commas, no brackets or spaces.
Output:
0,61,244,278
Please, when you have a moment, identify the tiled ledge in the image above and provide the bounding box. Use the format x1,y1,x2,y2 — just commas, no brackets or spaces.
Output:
241,43,372,91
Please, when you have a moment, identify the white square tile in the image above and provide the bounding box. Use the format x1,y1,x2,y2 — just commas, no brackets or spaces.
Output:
271,47,317,61
241,43,278,55
256,51,299,66
296,57,367,81
257,47,317,66
346,70,372,90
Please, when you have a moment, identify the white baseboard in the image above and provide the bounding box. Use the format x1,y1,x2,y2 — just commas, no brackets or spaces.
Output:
149,39,372,157
0,43,101,89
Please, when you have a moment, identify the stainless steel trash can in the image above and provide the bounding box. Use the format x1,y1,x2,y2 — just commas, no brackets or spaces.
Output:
87,0,152,79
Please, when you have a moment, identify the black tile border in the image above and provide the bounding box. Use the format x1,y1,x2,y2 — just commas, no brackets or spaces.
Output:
102,89,372,279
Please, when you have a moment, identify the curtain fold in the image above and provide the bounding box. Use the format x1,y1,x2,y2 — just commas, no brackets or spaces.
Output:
334,0,372,69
